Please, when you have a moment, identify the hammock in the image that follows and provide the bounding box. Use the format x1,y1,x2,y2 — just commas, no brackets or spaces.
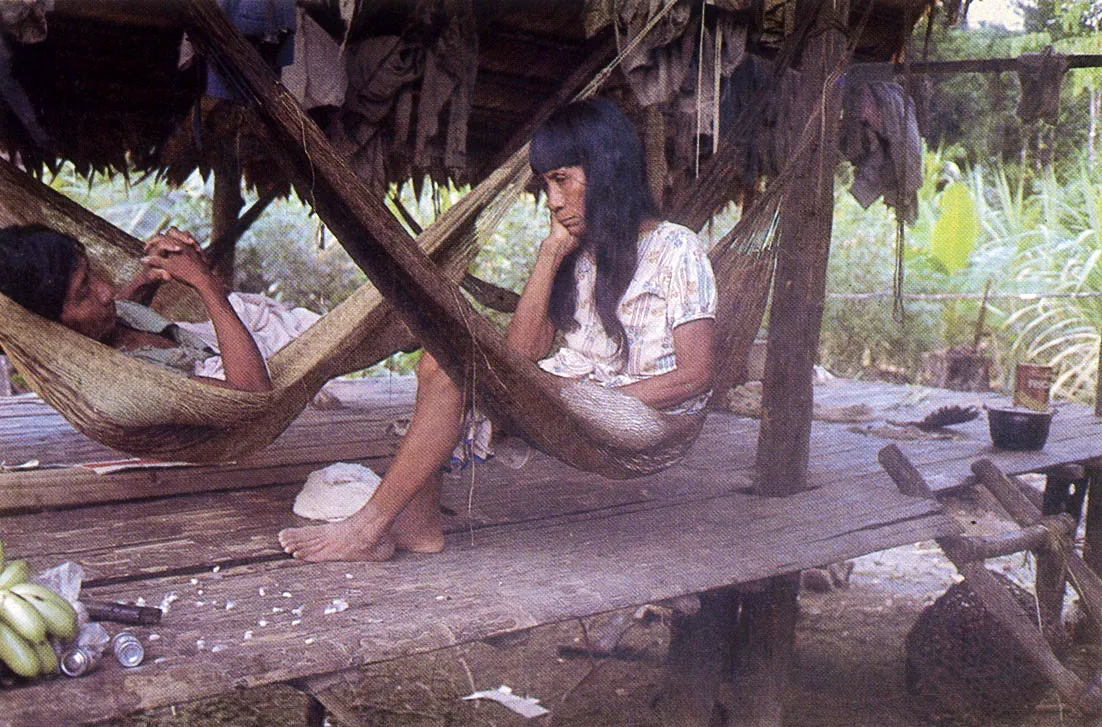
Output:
0,0,784,477
0,145,528,462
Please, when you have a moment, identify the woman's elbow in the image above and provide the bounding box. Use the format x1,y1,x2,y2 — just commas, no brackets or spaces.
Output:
689,364,713,396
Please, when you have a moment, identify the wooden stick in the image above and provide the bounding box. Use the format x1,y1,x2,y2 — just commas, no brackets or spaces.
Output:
850,54,1102,77
879,445,1102,715
972,458,1102,641
955,519,1075,563
1095,336,1102,417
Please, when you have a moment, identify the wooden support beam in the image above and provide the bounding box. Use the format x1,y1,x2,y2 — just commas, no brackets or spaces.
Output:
210,149,245,283
207,184,279,272
851,53,1102,77
953,518,1075,563
1086,465,1102,575
880,445,1102,716
754,0,847,496
727,574,800,727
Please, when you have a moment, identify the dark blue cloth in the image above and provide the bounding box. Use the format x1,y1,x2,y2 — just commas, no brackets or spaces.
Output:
206,0,296,100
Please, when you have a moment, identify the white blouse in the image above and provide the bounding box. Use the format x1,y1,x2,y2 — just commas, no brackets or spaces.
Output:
538,221,717,394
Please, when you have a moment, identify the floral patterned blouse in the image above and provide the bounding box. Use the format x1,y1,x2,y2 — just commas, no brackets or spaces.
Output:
537,221,717,408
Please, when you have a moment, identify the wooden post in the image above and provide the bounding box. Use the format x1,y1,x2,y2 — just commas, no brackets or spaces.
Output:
727,574,801,726
972,458,1102,640
657,588,740,726
754,0,846,493
210,150,245,285
717,1,848,725
1086,463,1102,575
1036,465,1086,643
1095,337,1102,416
304,695,326,727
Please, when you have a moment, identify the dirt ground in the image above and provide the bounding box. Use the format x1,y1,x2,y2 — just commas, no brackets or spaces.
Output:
109,488,1096,727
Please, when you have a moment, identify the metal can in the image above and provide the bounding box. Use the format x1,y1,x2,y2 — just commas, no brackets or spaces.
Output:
112,632,144,668
1013,363,1053,411
60,646,101,677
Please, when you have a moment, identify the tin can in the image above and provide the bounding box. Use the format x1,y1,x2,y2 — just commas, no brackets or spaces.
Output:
60,646,101,677
112,632,144,668
1013,363,1053,411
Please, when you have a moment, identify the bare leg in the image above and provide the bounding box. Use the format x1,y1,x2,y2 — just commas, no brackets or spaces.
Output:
279,353,464,561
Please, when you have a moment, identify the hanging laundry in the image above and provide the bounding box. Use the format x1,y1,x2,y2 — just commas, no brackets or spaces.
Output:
413,0,477,173
328,35,423,190
1016,47,1067,126
206,0,296,101
281,8,348,109
0,0,52,151
0,0,50,44
840,80,923,225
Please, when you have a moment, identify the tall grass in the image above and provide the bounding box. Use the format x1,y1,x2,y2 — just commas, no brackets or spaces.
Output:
822,152,1102,403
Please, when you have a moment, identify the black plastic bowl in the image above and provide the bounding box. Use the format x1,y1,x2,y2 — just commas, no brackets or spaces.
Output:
987,406,1054,450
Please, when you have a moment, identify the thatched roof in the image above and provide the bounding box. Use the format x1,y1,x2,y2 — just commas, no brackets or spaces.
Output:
4,0,934,197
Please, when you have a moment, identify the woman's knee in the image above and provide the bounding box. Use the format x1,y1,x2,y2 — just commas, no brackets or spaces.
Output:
415,353,463,408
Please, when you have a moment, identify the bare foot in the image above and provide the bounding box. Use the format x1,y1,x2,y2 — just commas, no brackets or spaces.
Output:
278,514,396,562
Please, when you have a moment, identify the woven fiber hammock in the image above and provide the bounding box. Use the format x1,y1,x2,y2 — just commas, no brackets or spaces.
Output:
0,0,782,477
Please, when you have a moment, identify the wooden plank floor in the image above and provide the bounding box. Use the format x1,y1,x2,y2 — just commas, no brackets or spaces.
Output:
1,377,1098,724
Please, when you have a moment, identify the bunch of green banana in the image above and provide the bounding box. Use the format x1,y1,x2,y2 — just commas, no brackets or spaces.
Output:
0,541,77,678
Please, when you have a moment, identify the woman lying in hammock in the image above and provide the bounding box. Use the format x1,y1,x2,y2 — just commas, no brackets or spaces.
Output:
279,98,718,563
0,225,273,392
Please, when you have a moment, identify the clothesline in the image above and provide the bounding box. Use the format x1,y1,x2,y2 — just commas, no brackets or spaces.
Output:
829,290,1102,301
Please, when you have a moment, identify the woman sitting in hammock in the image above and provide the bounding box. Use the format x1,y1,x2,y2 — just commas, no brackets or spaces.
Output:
279,98,717,562
0,225,273,392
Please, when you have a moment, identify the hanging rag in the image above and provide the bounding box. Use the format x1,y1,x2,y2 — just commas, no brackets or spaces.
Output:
281,8,348,109
1016,47,1067,126
840,80,923,225
0,0,50,43
329,34,423,190
0,0,52,150
413,0,478,174
206,0,296,100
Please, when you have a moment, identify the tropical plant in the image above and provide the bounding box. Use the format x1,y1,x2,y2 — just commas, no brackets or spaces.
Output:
999,165,1102,402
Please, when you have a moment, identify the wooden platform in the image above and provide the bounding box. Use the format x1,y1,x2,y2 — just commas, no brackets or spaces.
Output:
1,377,1099,724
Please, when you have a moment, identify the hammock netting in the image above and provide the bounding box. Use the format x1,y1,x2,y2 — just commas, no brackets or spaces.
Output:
0,0,820,478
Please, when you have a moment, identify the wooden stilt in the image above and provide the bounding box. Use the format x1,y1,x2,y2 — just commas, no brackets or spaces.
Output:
722,2,847,723
727,574,800,727
304,694,326,727
210,150,244,284
1036,465,1086,643
657,587,740,726
1084,464,1102,576
881,445,1102,716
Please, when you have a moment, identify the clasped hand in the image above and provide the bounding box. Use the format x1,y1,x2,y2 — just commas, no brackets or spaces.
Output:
138,228,221,294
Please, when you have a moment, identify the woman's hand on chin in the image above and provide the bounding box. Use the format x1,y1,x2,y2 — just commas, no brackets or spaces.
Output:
540,214,580,263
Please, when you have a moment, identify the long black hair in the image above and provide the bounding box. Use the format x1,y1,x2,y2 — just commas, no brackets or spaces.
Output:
529,98,657,356
0,224,81,320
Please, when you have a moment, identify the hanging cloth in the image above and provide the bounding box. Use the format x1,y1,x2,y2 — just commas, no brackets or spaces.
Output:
1016,46,1068,126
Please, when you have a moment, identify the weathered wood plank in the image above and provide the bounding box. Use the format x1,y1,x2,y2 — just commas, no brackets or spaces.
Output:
0,478,951,726
5,377,1102,513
